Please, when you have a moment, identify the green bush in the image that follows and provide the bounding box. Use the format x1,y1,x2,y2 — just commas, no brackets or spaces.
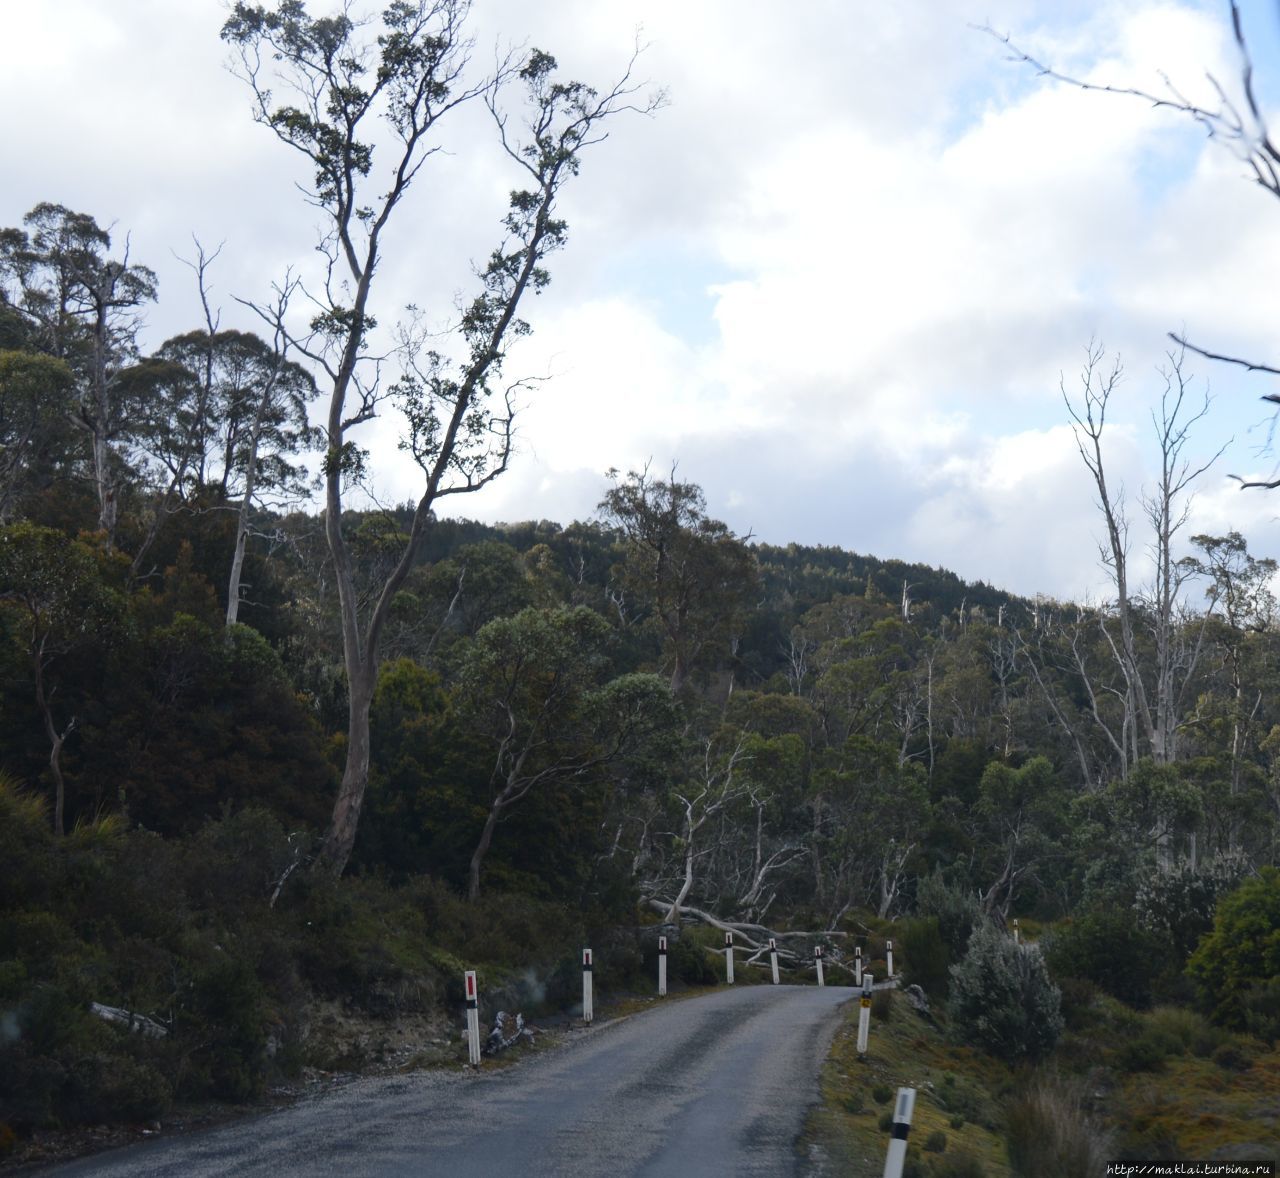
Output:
872,987,894,1021
1187,868,1280,1030
1240,977,1280,1044
916,869,982,961
948,925,1063,1062
935,1075,993,1129
930,1152,986,1178
1116,1033,1170,1073
1210,1040,1253,1072
1044,907,1166,1008
897,916,951,999
669,930,719,986
1135,853,1249,965
182,956,269,1102
872,1083,894,1104
924,1128,947,1152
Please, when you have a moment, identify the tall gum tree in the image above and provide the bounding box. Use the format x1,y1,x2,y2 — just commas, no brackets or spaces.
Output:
0,204,157,548
221,1,661,875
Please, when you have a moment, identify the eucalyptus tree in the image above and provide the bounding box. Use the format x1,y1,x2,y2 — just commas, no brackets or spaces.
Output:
457,605,675,900
0,204,157,547
599,468,757,693
0,350,76,521
0,523,120,833
222,1,661,874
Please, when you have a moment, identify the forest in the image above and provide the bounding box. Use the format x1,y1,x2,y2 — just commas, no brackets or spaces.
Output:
3,1,1280,1172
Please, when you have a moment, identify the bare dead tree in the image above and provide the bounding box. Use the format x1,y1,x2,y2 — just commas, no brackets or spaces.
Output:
983,5,1280,427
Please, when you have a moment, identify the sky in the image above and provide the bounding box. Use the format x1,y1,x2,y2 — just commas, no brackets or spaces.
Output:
4,0,1280,604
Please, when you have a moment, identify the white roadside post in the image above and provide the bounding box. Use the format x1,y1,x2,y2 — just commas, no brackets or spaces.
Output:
855,945,863,986
658,936,668,997
1013,918,1021,944
582,948,594,1024
882,1087,917,1178
769,937,780,985
815,944,825,987
725,931,735,984
886,939,894,978
464,970,481,1067
856,973,873,1056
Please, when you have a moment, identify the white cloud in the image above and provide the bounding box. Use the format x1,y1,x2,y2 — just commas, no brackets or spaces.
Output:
4,0,1279,602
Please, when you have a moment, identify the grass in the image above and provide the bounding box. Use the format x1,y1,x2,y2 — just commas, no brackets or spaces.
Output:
805,992,1011,1177
806,975,1280,1176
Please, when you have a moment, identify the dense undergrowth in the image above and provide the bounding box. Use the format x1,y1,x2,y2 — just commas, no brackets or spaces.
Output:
0,779,722,1150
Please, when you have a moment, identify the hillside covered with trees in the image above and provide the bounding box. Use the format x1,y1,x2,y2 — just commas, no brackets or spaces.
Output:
4,0,1280,1171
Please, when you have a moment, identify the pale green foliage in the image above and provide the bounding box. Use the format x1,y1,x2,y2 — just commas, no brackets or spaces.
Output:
916,868,982,960
948,924,1063,1061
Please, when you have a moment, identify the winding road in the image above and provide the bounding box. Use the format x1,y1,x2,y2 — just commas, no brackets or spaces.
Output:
47,983,853,1176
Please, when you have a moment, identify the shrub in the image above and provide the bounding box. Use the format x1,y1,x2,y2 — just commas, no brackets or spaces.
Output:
1240,977,1280,1044
1187,868,1280,1030
916,870,981,961
872,987,894,1021
872,1083,894,1104
935,1075,992,1129
1004,1078,1113,1178
948,925,1063,1062
1044,907,1166,1008
931,1152,986,1178
950,1114,965,1130
924,1129,947,1153
1135,853,1249,964
669,930,719,986
1116,1033,1169,1073
897,916,951,999
1210,1040,1253,1072
878,1111,894,1132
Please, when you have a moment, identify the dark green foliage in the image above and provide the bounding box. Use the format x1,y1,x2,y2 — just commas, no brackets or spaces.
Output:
668,928,719,986
1135,854,1250,965
898,916,952,999
934,1073,994,1129
924,1128,947,1152
948,925,1063,1062
1187,868,1280,1030
1210,1040,1254,1071
872,1083,894,1104
1044,907,1167,1008
929,1152,987,1178
916,870,981,962
1239,977,1280,1043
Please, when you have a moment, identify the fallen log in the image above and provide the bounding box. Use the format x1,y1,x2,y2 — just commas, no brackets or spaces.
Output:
90,1002,167,1039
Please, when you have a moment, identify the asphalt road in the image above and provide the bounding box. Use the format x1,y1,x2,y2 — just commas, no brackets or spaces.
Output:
47,983,854,1177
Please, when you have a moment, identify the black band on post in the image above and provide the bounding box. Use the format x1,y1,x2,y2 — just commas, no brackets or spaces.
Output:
890,1122,910,1141
466,997,477,1010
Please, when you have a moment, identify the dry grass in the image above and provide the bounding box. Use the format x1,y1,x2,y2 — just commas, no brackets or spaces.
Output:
1004,1076,1112,1178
